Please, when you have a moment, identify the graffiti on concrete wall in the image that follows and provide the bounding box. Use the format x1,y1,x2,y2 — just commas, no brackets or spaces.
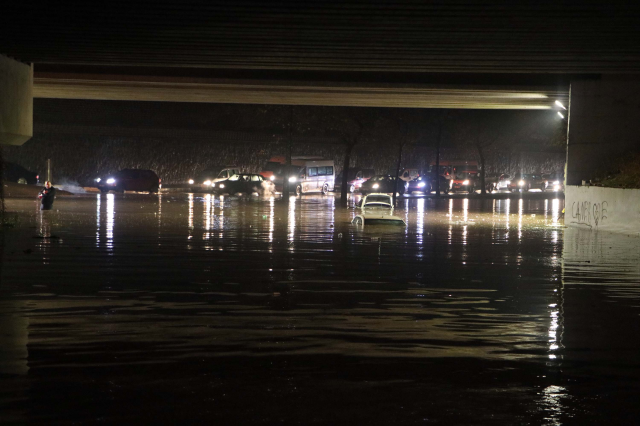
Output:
570,200,609,228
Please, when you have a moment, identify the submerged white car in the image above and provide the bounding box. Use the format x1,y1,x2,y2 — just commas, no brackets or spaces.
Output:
352,193,406,226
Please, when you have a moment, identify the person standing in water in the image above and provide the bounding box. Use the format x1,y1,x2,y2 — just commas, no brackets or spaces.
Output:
38,181,56,210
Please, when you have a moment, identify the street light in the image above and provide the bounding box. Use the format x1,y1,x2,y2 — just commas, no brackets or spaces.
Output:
555,100,566,110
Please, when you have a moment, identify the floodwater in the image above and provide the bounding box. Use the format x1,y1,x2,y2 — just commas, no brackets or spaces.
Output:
1,193,639,425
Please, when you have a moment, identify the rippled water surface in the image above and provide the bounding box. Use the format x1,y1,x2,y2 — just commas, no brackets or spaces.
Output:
1,193,639,425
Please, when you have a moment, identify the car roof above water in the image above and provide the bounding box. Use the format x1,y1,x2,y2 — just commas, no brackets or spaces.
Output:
363,193,393,206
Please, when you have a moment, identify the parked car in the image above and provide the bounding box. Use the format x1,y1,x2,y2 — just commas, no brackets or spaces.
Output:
399,168,423,182
195,166,241,189
3,162,39,184
448,172,478,194
544,171,565,192
428,174,454,193
352,193,406,226
360,175,407,195
336,168,375,193
428,161,479,179
406,175,433,194
259,156,288,182
211,173,274,196
95,169,160,193
507,173,546,192
495,174,512,191
290,159,335,195
483,174,500,192
260,156,335,195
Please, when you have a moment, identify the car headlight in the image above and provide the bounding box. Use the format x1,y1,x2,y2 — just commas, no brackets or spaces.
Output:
270,175,275,181
95,178,101,183
218,184,224,188
417,182,426,188
462,180,469,185
504,180,510,185
518,180,525,186
188,179,194,185
204,180,212,186
554,185,561,191
372,183,379,189
106,178,116,184
288,177,296,183
553,180,560,185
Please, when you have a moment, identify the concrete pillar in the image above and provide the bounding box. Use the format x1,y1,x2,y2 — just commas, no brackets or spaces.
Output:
566,77,640,185
0,54,33,146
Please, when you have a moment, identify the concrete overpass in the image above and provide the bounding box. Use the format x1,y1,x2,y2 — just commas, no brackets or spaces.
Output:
3,2,640,185
32,70,569,110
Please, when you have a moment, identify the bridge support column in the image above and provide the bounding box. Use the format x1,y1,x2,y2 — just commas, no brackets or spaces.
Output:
566,77,640,185
0,54,33,146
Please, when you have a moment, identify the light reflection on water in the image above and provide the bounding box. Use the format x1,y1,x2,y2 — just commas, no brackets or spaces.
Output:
540,385,568,426
95,193,101,247
518,198,524,241
6,194,640,424
462,198,469,246
188,193,194,229
288,196,296,247
203,193,212,232
416,198,424,258
106,193,114,252
268,196,275,245
218,195,224,238
504,198,511,240
157,193,162,227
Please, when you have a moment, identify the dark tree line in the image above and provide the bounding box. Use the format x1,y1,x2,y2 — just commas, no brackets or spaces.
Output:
3,100,567,194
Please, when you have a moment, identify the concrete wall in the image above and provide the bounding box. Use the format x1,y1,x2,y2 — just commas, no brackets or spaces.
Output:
566,77,640,186
0,54,32,146
565,185,640,237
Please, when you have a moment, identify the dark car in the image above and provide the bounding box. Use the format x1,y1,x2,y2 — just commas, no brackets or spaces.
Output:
3,162,39,184
508,173,545,192
406,175,433,194
212,173,274,195
260,163,304,193
359,175,407,196
195,166,241,187
447,172,478,194
336,168,375,193
95,169,160,193
483,173,500,192
544,171,565,192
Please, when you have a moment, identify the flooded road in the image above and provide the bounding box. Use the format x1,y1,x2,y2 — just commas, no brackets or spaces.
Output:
1,193,639,425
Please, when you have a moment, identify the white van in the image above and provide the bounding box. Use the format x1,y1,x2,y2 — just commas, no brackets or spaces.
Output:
289,157,335,195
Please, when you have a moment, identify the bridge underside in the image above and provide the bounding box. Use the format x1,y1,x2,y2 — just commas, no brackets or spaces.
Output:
33,73,568,110
3,2,640,185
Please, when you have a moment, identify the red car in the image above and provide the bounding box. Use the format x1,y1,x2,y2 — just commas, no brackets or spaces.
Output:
447,173,478,194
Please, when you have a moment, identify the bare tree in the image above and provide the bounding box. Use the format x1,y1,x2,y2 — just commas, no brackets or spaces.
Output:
392,119,409,204
452,113,500,195
337,116,365,206
385,110,432,204
432,110,457,197
296,107,373,206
